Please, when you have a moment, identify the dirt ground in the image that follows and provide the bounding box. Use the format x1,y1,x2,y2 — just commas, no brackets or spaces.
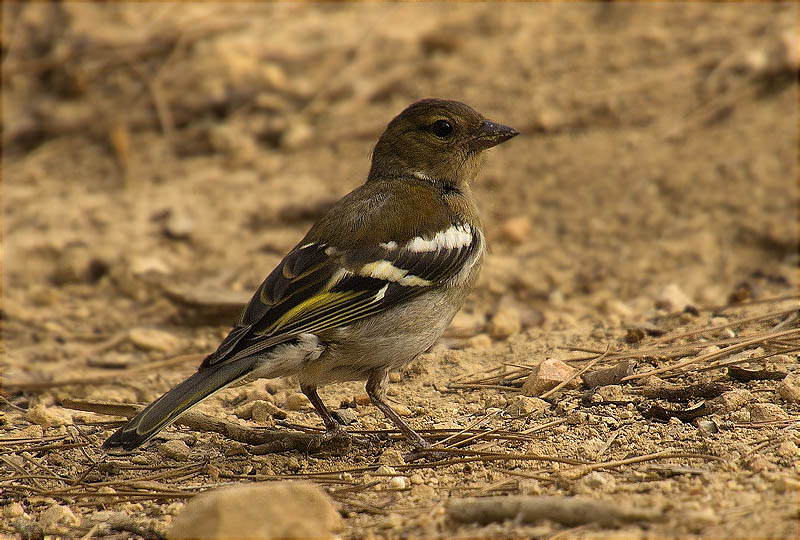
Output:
2,2,799,538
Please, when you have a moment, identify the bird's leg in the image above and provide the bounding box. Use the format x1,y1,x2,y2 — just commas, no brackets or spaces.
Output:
366,372,448,461
300,383,372,451
301,383,348,442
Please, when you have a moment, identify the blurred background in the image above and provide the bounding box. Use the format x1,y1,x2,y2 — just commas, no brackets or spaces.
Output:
1,2,798,537
4,3,796,322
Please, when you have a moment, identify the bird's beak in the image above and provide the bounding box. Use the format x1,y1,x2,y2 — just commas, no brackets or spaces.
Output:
468,119,519,151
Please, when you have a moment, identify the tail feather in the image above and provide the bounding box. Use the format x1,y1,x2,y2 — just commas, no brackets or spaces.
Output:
102,359,256,451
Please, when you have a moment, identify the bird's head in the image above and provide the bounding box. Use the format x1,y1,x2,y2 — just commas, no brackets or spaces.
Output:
368,98,519,188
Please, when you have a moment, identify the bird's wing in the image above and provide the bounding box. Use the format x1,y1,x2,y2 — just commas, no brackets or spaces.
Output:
202,223,483,367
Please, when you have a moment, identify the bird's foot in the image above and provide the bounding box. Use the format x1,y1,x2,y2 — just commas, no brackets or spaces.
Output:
403,441,450,462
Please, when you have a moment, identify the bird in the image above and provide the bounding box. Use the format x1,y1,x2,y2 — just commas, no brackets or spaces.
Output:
103,98,518,454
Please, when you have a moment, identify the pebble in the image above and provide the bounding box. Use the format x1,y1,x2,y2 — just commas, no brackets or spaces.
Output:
332,408,358,426
83,510,131,528
410,473,424,485
777,439,798,459
376,465,397,476
748,402,788,422
158,440,192,461
777,373,800,404
169,482,342,538
281,122,313,150
12,517,43,540
595,384,625,402
504,395,548,417
130,255,172,276
392,403,413,416
466,333,493,351
284,393,312,410
488,305,521,340
233,401,255,420
390,476,408,489
684,508,720,532
379,449,405,466
3,502,25,518
575,471,615,494
128,328,180,353
163,211,195,240
715,389,754,412
655,283,695,311
721,327,736,339
448,311,485,338
26,404,72,428
354,393,372,406
694,418,719,434
522,358,578,396
378,513,404,530
39,504,80,532
498,216,532,244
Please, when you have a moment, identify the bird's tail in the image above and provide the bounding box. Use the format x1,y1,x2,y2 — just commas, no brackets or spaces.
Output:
102,358,257,451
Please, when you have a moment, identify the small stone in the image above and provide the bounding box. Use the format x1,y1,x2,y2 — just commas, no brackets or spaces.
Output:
3,502,25,518
376,464,397,476
83,510,131,528
26,404,71,428
595,384,625,402
488,305,521,340
655,284,695,311
466,333,492,351
715,389,754,412
693,418,719,434
498,216,532,244
233,402,254,420
777,373,800,404
575,471,615,494
410,473,424,485
284,393,312,411
392,403,413,417
522,358,578,397
332,408,358,426
604,299,634,319
684,508,719,532
163,211,195,240
390,476,408,489
378,513,404,530
379,449,405,466
128,328,180,353
548,289,565,307
250,400,278,424
448,311,484,338
730,409,750,423
130,255,172,276
582,437,605,458
39,504,80,532
169,482,342,538
505,395,549,417
13,517,43,540
158,440,191,461
748,402,789,422
388,371,402,383
354,393,372,406
777,439,798,459
721,327,736,339
281,122,313,150
51,245,107,285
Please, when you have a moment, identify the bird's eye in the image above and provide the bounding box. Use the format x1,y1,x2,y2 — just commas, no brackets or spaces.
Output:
430,119,453,138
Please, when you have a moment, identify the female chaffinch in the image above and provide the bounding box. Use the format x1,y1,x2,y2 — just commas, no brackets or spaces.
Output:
104,98,518,454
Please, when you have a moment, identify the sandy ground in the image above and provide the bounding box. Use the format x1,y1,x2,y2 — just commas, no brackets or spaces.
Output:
2,2,798,538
